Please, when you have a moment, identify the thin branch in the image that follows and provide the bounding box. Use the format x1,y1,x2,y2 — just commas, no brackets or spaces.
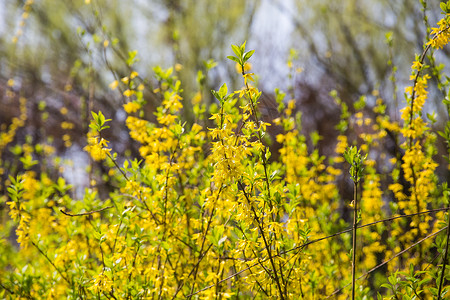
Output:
360,207,448,229
0,281,15,296
60,206,113,217
107,152,129,181
326,226,447,298
351,181,358,300
437,208,450,300
31,241,71,285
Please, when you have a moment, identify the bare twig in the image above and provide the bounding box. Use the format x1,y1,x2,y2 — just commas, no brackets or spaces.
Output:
351,180,358,300
31,241,71,285
60,206,113,217
0,281,14,295
437,208,450,300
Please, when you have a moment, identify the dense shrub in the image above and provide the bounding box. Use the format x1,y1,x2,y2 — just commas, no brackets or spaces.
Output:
2,1,450,299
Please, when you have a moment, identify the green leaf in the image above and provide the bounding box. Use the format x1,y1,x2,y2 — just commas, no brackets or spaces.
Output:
243,50,255,62
196,70,205,85
89,123,98,131
20,155,38,169
211,90,220,101
98,111,105,124
126,50,139,66
203,59,218,70
231,44,241,58
265,149,272,161
218,83,228,98
240,41,247,53
172,121,185,136
91,111,99,122
227,56,240,63
310,131,322,146
427,112,437,124
10,145,22,155
354,95,366,110
93,230,102,240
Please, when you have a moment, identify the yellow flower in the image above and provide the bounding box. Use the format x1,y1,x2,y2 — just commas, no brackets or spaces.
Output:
335,135,347,154
89,273,113,294
411,60,422,71
109,80,119,90
192,91,202,105
191,123,203,133
84,136,111,161
61,121,74,130
123,102,141,113
130,71,139,79
123,89,135,97
235,62,252,73
175,63,183,71
157,114,177,125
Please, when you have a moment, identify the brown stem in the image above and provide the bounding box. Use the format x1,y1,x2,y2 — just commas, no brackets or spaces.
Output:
351,181,358,300
60,205,113,217
437,208,450,300
31,241,71,286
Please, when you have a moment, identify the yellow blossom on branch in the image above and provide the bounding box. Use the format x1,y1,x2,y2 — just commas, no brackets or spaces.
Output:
123,101,141,113
84,134,111,161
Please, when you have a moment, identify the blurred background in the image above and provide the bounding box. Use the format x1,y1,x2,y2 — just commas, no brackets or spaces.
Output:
0,0,448,196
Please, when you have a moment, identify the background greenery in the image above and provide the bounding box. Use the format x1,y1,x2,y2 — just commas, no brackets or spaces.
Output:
1,0,448,158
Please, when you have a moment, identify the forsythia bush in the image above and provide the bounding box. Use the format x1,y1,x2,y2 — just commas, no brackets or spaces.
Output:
2,2,450,300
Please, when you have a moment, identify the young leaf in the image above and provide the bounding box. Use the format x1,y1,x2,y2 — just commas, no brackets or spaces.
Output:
218,83,228,99
231,44,241,58
243,50,255,62
227,56,240,63
240,41,247,53
211,90,221,102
